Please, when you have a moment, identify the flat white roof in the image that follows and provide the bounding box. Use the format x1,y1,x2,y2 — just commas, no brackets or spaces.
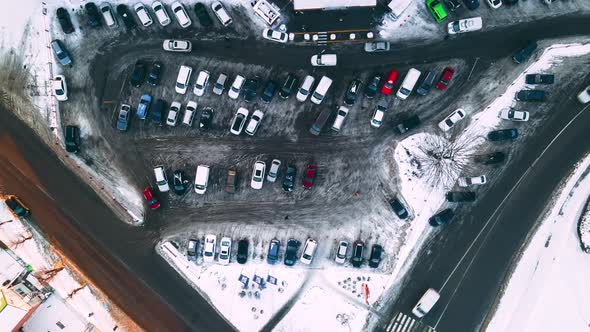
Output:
294,0,377,10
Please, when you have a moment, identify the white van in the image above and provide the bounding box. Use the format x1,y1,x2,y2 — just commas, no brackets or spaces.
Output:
175,65,192,94
412,288,440,318
396,68,421,100
310,76,333,105
331,106,349,132
182,101,197,126
194,165,210,194
296,75,315,102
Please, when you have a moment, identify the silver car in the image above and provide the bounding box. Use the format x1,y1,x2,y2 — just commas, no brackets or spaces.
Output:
364,41,390,53
213,73,228,95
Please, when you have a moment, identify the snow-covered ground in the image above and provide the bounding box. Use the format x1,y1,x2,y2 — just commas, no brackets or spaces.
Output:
485,152,590,332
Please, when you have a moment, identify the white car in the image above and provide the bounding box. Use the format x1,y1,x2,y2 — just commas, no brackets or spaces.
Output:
262,28,288,43
438,108,466,131
245,109,264,136
211,1,232,26
266,159,281,182
371,101,387,128
193,70,210,96
153,165,169,192
163,39,192,52
412,288,440,318
300,238,317,265
334,240,348,264
230,107,249,135
448,17,483,35
52,75,68,101
578,85,590,104
203,234,216,263
311,54,337,66
486,0,502,9
151,1,170,26
100,3,117,27
364,41,390,53
166,101,181,126
228,75,245,99
296,75,315,102
175,65,192,94
499,108,529,122
134,3,153,27
251,161,266,189
458,175,487,187
171,1,191,28
331,106,349,132
213,73,228,95
218,237,232,265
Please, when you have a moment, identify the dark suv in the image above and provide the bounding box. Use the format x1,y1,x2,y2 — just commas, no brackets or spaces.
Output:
282,165,297,192
116,4,137,29
279,74,298,99
151,99,166,125
173,170,191,195
261,80,278,103
5,195,31,217
130,61,146,87
394,115,421,134
64,125,80,153
147,62,162,86
243,78,259,102
446,191,476,202
525,74,554,85
237,239,249,264
351,241,364,268
57,8,75,34
364,75,382,98
513,41,537,64
368,244,383,268
429,209,454,226
488,129,518,141
344,79,362,105
267,239,280,264
194,3,213,27
284,239,301,266
85,2,103,28
516,90,545,102
389,198,409,219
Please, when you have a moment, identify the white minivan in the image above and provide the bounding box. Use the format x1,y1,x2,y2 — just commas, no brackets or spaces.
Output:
412,288,440,318
175,65,192,94
310,76,333,105
396,68,421,100
194,165,210,194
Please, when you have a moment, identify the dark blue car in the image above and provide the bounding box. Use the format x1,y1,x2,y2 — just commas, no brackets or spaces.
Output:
267,239,280,264
137,94,152,120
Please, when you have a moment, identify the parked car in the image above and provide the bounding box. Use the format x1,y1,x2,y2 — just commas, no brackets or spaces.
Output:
182,100,197,126
151,99,166,125
194,2,214,27
100,3,117,27
173,170,191,195
525,74,554,85
245,109,264,136
394,115,421,134
243,78,260,102
426,0,448,23
166,101,181,126
193,70,210,96
230,107,249,135
130,61,146,87
364,41,390,52
116,4,136,29
516,90,545,102
163,39,192,52
175,65,192,94
436,67,455,90
311,54,337,66
458,175,487,187
85,2,103,28
261,80,278,103
300,239,318,265
381,70,399,95
428,209,454,226
412,288,441,318
578,84,590,104
463,0,480,10
194,165,210,194
116,104,131,131
211,1,232,26
390,198,409,219
171,1,191,28
228,75,245,99
147,62,162,86
262,29,288,43
4,195,30,217
474,151,506,164
499,108,529,121
213,73,228,95
134,3,153,27
397,68,421,100
52,75,68,101
64,125,80,153
416,71,436,96
446,191,476,202
344,79,362,106
513,41,538,64
136,94,152,119
444,0,462,11
57,8,75,34
187,239,198,261
279,74,298,99
369,244,383,268
351,241,364,268
448,16,482,34
225,167,237,193
296,75,315,102
331,106,349,132
371,100,388,128
50,40,72,66
237,239,249,264
487,0,502,8
310,76,332,105
282,165,297,192
302,164,317,189
267,159,281,182
203,234,216,262
487,128,518,141
438,108,466,131
142,187,161,210
365,75,382,98
284,239,300,266
199,107,213,131
151,1,171,26
334,241,348,264
218,237,232,265
267,239,280,264
153,165,170,192
251,161,266,190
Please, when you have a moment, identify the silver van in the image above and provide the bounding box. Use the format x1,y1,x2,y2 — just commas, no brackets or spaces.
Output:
309,109,332,136
396,68,421,100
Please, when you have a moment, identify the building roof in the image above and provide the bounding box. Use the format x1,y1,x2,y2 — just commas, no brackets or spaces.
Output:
22,293,91,332
294,0,376,10
0,294,28,332
0,249,25,284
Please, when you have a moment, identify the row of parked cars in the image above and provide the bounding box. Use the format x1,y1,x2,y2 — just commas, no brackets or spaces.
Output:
426,0,523,24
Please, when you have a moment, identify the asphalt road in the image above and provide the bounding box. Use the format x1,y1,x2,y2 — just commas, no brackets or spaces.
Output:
380,74,590,332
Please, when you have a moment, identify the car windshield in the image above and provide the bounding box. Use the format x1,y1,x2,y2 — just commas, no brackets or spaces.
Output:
384,81,393,89
400,87,410,95
204,251,212,257
452,21,460,32
300,88,309,95
176,82,184,89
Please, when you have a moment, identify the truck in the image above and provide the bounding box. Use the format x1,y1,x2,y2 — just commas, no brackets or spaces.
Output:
225,167,237,193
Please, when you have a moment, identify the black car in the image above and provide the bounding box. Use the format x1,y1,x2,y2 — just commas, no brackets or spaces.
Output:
5,195,31,217
516,90,545,102
513,41,537,64
243,78,259,102
173,170,191,195
279,74,298,99
284,239,301,266
394,115,421,134
282,165,297,192
364,75,381,98
389,198,409,219
147,62,162,86
64,125,80,153
199,107,213,131
474,151,506,165
525,74,554,85
56,8,75,34
487,129,518,141
130,61,146,87
237,239,249,264
462,0,479,10
444,0,462,11
261,80,278,103
85,2,103,28
116,4,136,29
368,244,383,268
344,79,362,106
429,209,454,226
416,71,436,96
351,241,364,268
446,191,476,202
151,99,166,124
194,3,213,27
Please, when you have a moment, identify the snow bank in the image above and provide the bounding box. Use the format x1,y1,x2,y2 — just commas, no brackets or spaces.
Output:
578,201,590,251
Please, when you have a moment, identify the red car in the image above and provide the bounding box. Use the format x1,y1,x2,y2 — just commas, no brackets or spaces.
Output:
302,164,318,189
380,70,399,95
436,67,455,90
143,187,161,210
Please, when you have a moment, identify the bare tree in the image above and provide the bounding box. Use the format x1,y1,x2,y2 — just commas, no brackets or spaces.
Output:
11,232,33,249
34,265,65,284
67,285,86,299
0,219,13,226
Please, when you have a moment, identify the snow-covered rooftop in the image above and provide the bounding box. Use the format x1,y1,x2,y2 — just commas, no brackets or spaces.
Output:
294,0,376,11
